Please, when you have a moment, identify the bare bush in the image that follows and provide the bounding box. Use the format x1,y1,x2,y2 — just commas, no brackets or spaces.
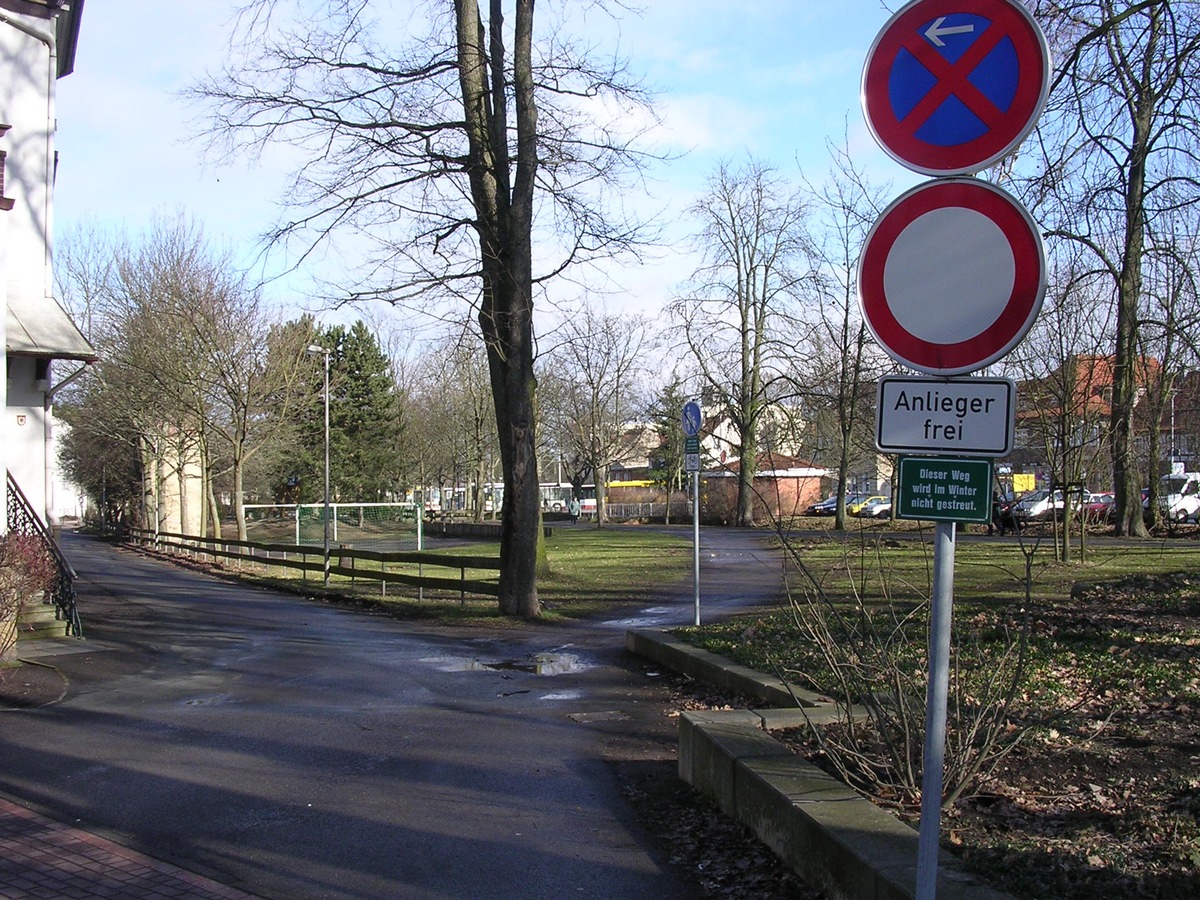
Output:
0,534,57,661
777,534,1039,810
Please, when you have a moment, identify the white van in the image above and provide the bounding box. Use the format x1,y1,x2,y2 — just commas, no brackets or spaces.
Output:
1151,472,1200,522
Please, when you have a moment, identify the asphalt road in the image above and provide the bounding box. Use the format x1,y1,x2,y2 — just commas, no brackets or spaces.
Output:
1,528,785,900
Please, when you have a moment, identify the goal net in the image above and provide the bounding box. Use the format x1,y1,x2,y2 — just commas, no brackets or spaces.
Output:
242,502,422,551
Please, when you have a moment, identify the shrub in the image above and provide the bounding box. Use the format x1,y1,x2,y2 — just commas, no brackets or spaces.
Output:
0,533,57,659
778,535,1039,810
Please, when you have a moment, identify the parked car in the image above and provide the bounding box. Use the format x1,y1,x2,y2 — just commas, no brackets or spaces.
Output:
1011,489,1065,522
847,494,888,515
805,495,839,516
856,496,893,518
1079,492,1115,524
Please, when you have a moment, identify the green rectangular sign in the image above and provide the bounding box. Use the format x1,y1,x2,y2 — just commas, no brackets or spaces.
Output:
684,436,700,454
897,456,993,524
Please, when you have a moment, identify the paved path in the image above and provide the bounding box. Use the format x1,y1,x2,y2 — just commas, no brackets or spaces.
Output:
1,528,785,899
0,795,258,899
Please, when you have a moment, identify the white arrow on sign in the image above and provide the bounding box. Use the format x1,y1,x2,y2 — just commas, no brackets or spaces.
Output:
924,17,975,46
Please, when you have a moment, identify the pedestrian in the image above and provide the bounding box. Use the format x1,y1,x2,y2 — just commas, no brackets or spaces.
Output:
990,488,1005,536
569,497,581,524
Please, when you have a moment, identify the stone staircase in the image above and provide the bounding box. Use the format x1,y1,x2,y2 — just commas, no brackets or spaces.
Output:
17,597,72,641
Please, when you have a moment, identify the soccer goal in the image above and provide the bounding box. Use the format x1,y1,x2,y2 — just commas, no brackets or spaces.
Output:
242,502,423,551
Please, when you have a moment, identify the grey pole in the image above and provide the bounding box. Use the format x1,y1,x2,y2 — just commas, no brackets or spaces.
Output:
917,519,955,898
321,351,331,587
693,469,701,626
307,344,332,587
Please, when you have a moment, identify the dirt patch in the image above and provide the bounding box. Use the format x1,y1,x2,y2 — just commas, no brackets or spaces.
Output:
612,669,825,899
0,662,67,710
639,569,1200,899
765,572,1200,900
928,574,1200,899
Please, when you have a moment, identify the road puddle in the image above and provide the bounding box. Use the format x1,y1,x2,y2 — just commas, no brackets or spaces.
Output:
182,694,238,707
601,606,677,628
422,650,593,676
539,690,584,701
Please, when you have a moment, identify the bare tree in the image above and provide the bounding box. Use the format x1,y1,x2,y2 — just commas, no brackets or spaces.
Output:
54,221,114,344
60,217,313,541
554,307,656,525
1007,250,1115,558
670,158,812,527
1135,207,1200,523
192,1,658,616
55,367,146,528
795,142,890,529
94,223,214,538
1027,0,1200,536
412,320,498,521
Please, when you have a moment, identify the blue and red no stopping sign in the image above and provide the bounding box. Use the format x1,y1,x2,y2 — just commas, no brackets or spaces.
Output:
862,0,1049,175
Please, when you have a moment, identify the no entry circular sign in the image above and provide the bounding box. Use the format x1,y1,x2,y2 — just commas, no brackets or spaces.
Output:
862,0,1049,176
857,178,1045,375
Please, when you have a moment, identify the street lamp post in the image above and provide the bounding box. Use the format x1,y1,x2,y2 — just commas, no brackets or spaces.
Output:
307,344,331,587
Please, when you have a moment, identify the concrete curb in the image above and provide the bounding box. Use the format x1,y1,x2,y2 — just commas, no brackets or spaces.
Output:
626,628,833,716
627,629,1012,900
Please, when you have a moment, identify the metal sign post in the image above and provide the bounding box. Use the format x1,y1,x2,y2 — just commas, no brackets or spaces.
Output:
918,521,955,899
692,469,701,626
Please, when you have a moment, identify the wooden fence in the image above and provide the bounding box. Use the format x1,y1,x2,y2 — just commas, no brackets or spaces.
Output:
126,527,502,600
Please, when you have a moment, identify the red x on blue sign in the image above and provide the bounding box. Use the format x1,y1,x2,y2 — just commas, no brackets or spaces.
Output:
862,0,1048,175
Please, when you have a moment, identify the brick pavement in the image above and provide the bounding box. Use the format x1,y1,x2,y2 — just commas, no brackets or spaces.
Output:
0,797,260,900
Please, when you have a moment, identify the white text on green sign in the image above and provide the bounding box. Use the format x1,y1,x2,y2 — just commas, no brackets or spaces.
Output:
898,457,992,523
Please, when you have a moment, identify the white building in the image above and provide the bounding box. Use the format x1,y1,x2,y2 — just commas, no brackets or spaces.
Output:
2,0,94,533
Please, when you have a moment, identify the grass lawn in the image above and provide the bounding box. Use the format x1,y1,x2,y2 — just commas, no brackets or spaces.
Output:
213,525,693,624
678,533,1200,673
538,526,693,614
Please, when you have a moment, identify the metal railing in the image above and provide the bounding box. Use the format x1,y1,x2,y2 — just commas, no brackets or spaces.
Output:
125,526,502,603
602,501,691,522
6,472,83,637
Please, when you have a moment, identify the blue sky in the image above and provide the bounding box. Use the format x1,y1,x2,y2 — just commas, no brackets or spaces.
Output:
53,1,910,325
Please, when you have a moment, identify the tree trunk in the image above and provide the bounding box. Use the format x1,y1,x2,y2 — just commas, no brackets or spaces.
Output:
233,456,248,542
176,436,189,536
473,453,486,524
1111,96,1153,538
458,0,541,617
482,300,540,615
596,463,609,526
834,442,852,531
736,429,757,527
206,471,222,540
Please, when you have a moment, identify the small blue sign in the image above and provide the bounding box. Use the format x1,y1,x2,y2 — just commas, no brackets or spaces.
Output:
682,401,702,437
